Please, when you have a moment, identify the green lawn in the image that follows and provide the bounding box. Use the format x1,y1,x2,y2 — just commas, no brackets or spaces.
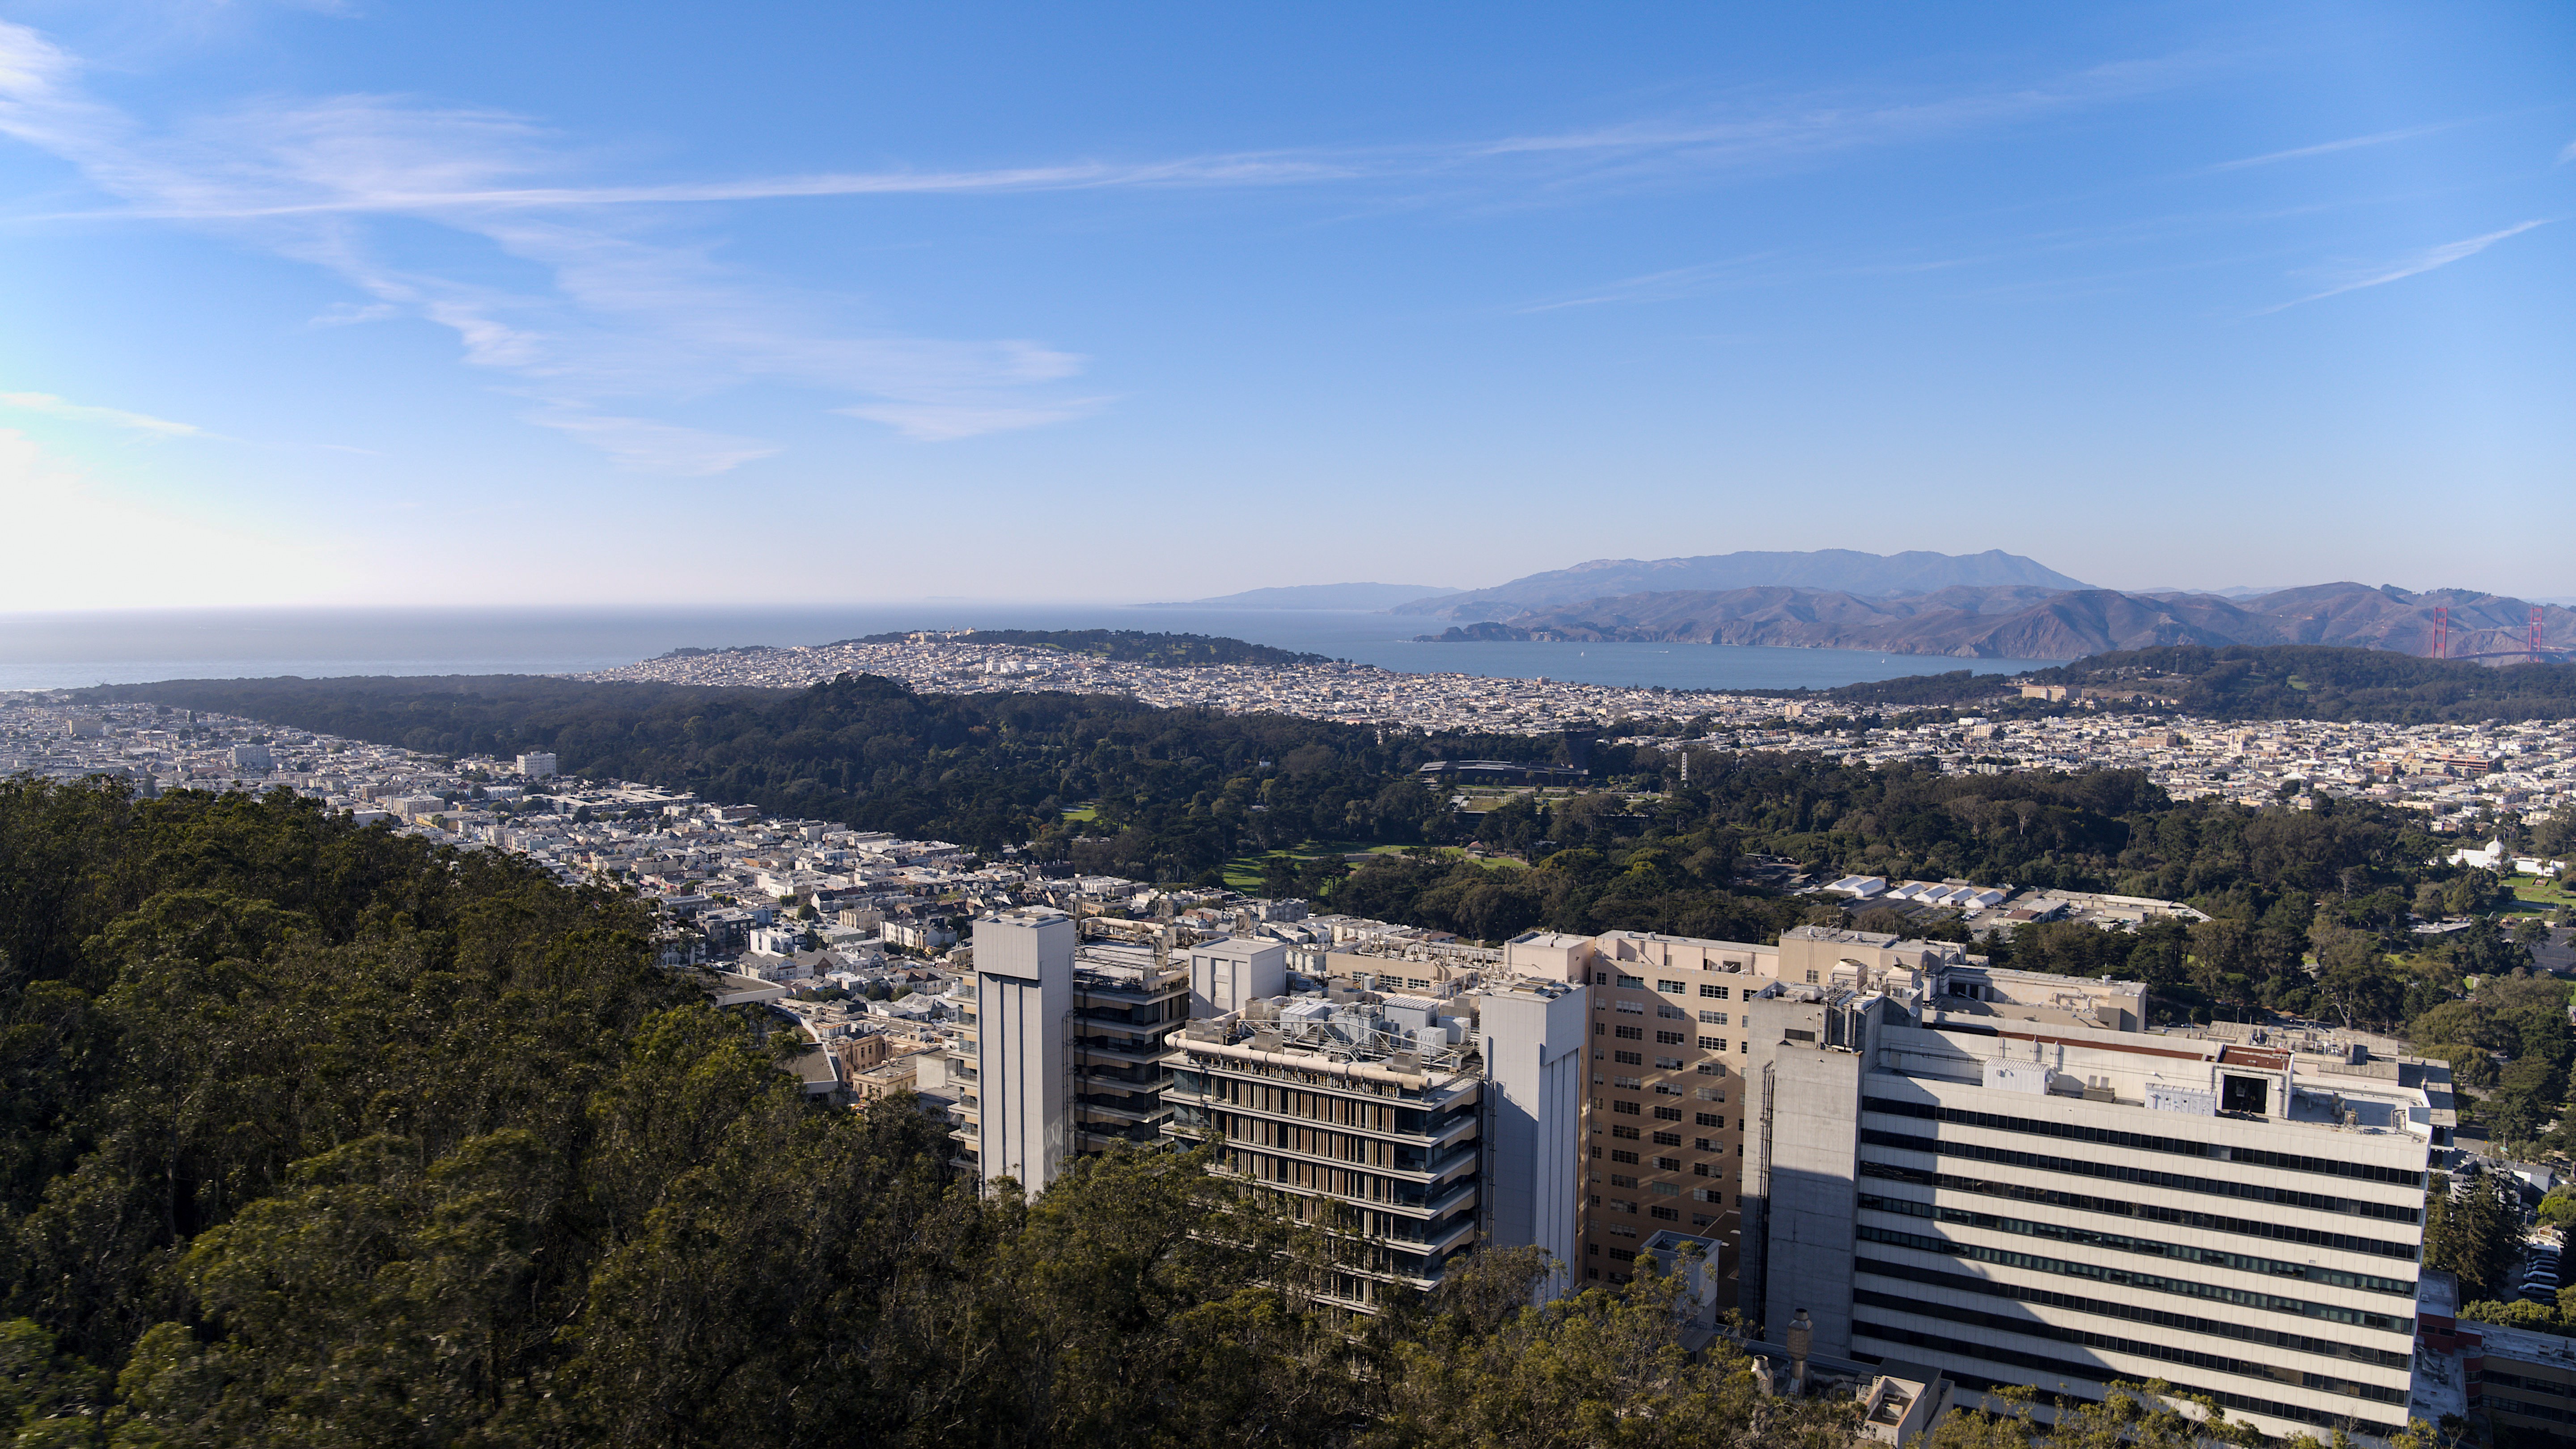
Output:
1217,841,1462,891
1061,805,1098,822
2506,873,2574,908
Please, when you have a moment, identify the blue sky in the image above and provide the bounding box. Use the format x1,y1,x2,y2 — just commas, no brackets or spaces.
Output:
0,2,2568,609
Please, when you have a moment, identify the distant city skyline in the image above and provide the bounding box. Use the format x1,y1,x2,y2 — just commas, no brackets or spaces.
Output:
0,3,2569,611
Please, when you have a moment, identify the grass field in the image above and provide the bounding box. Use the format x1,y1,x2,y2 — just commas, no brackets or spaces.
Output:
2505,872,2575,910
1218,841,1462,891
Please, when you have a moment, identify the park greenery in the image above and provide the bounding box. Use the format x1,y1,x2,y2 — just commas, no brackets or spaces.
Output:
75,673,2569,1043
1826,645,2576,724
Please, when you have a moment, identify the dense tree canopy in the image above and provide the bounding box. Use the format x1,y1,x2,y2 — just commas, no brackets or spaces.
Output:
0,776,1877,1449
1827,644,2576,724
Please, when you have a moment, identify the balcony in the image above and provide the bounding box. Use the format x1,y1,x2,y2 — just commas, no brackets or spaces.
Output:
1079,1121,1172,1148
1076,1093,1174,1125
1072,1034,1168,1063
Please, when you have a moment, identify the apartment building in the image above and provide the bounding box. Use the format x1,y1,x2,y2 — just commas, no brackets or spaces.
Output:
1738,956,2445,1444
1165,993,1487,1313
948,909,1192,1189
1068,943,1193,1155
1577,928,1772,1282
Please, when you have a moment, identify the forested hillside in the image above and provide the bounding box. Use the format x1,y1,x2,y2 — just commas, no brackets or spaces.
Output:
1826,645,2576,723
0,777,1876,1449
82,673,1535,865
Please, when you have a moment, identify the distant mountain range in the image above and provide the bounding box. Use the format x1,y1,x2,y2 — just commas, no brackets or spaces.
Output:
1388,548,2090,620
1145,582,1461,610
1417,582,2576,661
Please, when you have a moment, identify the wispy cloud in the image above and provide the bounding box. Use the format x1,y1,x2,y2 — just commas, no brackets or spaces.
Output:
0,390,203,436
522,408,781,475
1513,254,1786,312
0,18,2213,462
2259,219,2549,313
2212,121,2461,171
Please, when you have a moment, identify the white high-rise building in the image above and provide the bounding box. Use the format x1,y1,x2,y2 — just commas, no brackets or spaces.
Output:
1475,975,1590,1299
970,907,1075,1195
1739,958,2445,1445
514,752,558,779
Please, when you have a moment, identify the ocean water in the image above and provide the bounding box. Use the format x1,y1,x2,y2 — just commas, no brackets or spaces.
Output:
0,604,2062,694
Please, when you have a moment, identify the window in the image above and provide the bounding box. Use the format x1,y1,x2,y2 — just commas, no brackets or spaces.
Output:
1698,1036,1724,1050
1655,1157,1682,1171
1654,1084,1683,1096
1615,1025,1643,1040
1695,1138,1715,1152
1586,1245,1599,1258
1586,1266,1600,1278
2222,1075,2271,1115
1618,974,1646,988
1610,1124,1639,1140
1595,972,1610,985
1610,1173,1638,1188
1608,1247,1636,1263
1655,1056,1683,1070
1615,1001,1645,1015
1691,1213,1717,1228
1658,979,1686,993
1699,983,1728,999
1657,1005,1688,1020
1656,1030,1684,1045
1650,1182,1678,1196
1593,1022,1604,1036
1692,1187,1722,1203
1696,1086,1726,1101
1653,1131,1682,1146
1805,970,1819,983
1786,1029,1817,1042
1613,1101,1641,1116
1614,1050,1642,1065
1609,1204,1638,1219
1693,1161,1712,1177
1610,1149,1639,1164
1650,1205,1679,1221
1654,1106,1683,1121
1696,1062,1724,1076
1698,1010,1725,1024
1614,1075,1643,1089
1590,1145,1602,1159
1697,1112,1721,1127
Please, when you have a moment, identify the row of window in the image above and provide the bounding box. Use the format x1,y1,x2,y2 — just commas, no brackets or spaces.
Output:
1851,1289,2406,1406
1855,1225,2413,1334
1857,1194,2414,1296
1861,1097,2427,1189
1855,1254,2415,1369
2480,1369,2576,1402
1855,1127,2421,1224
1858,1159,2419,1262
1850,1322,2406,1439
1602,973,1737,999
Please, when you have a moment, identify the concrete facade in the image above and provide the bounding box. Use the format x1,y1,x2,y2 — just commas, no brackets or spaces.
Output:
971,907,1075,1195
1186,935,1288,1017
1476,976,1590,1298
